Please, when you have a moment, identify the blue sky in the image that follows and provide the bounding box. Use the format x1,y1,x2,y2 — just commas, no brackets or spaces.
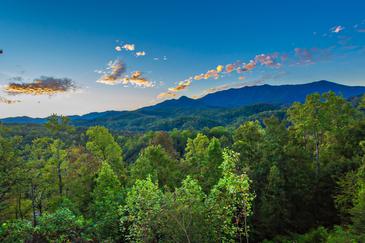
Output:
1,0,365,117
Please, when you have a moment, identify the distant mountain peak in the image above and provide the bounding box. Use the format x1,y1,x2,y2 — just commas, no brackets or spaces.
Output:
2,81,365,126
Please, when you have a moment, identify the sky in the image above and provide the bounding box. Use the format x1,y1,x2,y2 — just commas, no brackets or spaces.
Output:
1,0,365,118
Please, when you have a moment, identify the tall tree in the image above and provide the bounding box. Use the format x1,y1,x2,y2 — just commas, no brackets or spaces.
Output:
86,126,125,180
130,145,179,189
120,176,164,242
258,164,289,238
162,176,209,242
287,92,355,178
0,134,23,221
92,162,122,241
207,149,254,243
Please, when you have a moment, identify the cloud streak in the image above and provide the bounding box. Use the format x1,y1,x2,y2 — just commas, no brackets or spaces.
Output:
5,76,76,95
168,78,192,92
331,25,345,33
157,91,178,99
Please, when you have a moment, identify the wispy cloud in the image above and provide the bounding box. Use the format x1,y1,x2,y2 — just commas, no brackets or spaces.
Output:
5,76,76,95
0,96,20,104
331,25,345,33
157,91,178,99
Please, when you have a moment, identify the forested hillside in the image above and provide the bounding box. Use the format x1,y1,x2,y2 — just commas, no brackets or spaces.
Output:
1,91,365,242
2,81,365,132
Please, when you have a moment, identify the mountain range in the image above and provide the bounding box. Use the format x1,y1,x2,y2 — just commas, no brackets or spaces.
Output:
2,80,365,131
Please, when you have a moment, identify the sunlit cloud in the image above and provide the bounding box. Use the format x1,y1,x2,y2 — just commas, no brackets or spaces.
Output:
168,78,192,92
122,44,135,51
121,71,154,88
157,91,178,99
5,76,76,96
225,64,235,73
97,59,126,85
254,53,281,67
136,51,146,57
216,65,224,73
331,25,345,33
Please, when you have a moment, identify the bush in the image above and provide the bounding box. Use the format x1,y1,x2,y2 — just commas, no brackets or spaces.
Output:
0,219,33,243
36,208,88,242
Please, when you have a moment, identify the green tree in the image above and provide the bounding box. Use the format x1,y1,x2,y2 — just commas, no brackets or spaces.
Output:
183,133,223,191
258,164,289,238
36,207,86,242
86,126,125,180
120,176,163,242
207,149,254,243
49,139,67,196
233,121,264,172
26,137,53,226
92,162,122,241
162,176,209,242
150,131,177,159
130,145,179,189
0,134,24,221
287,92,355,178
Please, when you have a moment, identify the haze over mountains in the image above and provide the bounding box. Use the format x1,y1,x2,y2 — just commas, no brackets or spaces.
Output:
2,80,365,131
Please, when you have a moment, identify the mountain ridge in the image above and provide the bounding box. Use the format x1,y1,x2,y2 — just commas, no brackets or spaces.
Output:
2,80,365,129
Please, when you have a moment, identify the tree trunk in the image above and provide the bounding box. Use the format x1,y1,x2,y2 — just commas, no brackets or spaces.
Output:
57,145,63,195
30,184,37,226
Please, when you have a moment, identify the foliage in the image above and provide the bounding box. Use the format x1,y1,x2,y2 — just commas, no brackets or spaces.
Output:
0,92,365,242
92,162,123,241
120,176,164,242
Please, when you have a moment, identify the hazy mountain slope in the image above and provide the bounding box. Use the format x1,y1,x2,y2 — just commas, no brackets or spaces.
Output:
1,80,364,131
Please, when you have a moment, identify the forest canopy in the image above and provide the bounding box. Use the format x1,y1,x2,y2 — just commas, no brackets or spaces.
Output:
1,91,365,242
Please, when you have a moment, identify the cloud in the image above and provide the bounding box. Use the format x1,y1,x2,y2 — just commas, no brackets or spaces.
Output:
168,78,192,92
331,25,345,33
5,76,76,95
254,53,281,67
97,59,126,85
225,64,235,73
122,44,135,51
0,96,20,104
243,60,257,71
121,71,154,88
115,45,122,52
216,65,224,73
157,91,178,99
294,48,314,64
136,51,146,57
293,47,331,65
